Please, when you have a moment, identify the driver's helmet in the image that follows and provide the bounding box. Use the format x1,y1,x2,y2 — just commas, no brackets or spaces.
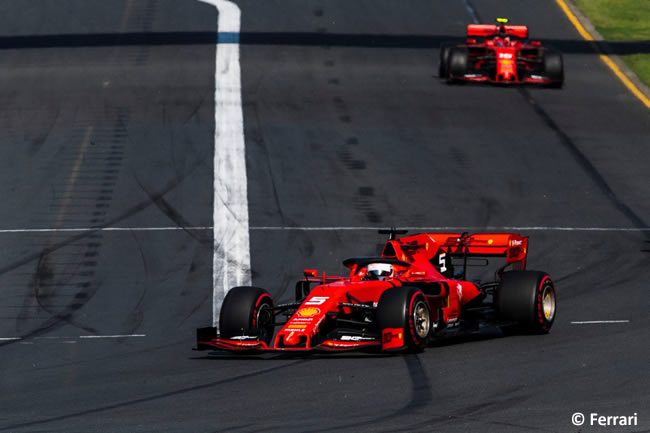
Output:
366,263,394,280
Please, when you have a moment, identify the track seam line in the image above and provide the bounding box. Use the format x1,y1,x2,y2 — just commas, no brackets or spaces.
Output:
1,226,649,233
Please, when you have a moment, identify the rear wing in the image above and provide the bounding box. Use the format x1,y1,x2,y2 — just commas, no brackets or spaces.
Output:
384,232,528,269
467,24,528,39
435,232,528,268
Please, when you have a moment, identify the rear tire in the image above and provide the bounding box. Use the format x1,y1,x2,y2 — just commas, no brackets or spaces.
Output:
219,286,275,344
543,50,564,88
496,271,556,334
376,286,431,351
448,47,469,80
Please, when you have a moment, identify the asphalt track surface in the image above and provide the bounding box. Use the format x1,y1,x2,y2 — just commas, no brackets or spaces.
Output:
0,1,648,432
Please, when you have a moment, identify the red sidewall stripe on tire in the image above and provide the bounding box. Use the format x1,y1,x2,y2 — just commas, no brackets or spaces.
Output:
536,275,554,328
407,290,426,347
252,294,272,328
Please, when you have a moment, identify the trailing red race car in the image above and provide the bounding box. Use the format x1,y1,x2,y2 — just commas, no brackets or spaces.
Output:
196,229,557,353
439,18,564,87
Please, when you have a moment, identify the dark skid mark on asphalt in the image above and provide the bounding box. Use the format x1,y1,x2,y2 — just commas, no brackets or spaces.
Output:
0,157,207,347
395,354,433,414
15,109,131,338
0,32,648,55
0,360,305,432
293,352,551,433
386,386,553,433
517,87,650,239
134,176,210,246
294,354,432,433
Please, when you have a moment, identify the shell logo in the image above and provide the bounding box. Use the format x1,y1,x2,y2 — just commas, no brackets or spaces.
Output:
297,307,320,317
488,239,493,244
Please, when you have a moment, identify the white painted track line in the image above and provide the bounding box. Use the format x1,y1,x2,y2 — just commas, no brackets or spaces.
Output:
0,226,648,234
198,0,251,329
248,226,650,232
1,334,146,342
78,334,146,338
571,320,630,325
0,227,211,233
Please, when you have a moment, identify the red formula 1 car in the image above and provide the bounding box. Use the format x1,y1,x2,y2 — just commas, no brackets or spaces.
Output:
196,229,557,353
439,18,563,87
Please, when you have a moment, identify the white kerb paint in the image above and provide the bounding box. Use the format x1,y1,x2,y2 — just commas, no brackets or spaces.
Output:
198,0,251,328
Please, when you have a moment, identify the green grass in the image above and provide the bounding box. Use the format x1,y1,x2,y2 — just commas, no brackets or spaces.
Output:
572,0,650,86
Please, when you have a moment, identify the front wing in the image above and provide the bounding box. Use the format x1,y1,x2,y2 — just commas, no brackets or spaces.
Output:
195,327,382,353
455,73,554,85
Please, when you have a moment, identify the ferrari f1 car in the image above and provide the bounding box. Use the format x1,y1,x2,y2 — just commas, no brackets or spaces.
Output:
196,229,556,353
439,18,564,87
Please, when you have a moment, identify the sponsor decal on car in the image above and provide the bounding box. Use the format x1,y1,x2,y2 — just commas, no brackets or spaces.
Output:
340,335,375,341
291,316,315,321
297,307,320,317
382,328,404,350
287,324,307,330
304,296,329,305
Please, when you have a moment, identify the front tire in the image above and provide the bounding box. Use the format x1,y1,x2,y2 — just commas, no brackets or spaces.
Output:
448,47,469,81
496,271,556,334
376,286,431,351
543,50,564,88
219,286,275,344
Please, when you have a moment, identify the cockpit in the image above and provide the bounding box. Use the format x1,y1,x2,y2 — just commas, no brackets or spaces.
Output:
343,257,411,282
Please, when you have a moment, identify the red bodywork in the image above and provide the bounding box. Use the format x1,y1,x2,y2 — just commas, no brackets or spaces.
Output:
197,232,529,352
443,23,561,85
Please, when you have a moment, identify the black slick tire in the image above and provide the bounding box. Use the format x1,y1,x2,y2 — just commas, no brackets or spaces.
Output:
376,286,431,352
543,50,564,88
496,271,556,334
439,44,452,78
219,286,275,344
448,47,469,80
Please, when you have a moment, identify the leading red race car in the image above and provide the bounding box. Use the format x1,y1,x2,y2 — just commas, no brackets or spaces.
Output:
196,229,557,353
439,18,564,87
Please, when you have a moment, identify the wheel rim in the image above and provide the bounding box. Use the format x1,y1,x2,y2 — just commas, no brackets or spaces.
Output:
256,303,273,329
541,284,556,321
412,299,431,339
